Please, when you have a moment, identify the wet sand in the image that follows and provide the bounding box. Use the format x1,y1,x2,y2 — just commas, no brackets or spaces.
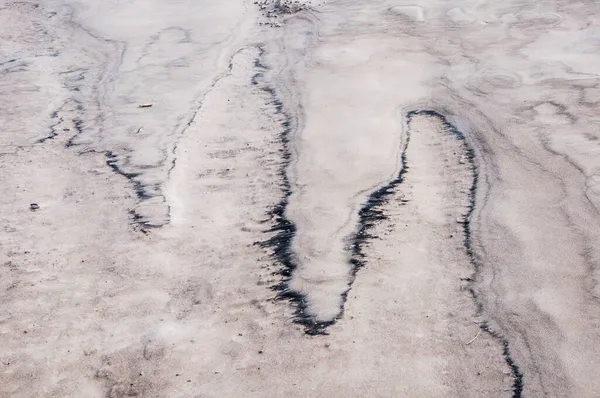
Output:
2,0,600,396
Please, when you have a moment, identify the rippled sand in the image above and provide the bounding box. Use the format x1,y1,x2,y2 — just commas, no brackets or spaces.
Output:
2,0,600,396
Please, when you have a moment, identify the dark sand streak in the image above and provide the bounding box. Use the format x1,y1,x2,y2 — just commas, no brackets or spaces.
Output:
253,44,413,334
412,110,524,397
251,49,333,334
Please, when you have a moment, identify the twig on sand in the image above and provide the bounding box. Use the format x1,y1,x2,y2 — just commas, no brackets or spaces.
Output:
466,329,481,345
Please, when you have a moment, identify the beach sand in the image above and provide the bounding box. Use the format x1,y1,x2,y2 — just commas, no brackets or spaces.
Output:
1,0,600,396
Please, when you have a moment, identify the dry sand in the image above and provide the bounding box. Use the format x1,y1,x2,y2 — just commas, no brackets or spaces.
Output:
2,0,600,396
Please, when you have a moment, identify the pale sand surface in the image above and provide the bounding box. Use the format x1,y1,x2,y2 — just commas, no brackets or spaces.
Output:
2,0,600,397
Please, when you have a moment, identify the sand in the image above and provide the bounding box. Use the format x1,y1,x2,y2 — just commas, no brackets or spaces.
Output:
2,0,600,396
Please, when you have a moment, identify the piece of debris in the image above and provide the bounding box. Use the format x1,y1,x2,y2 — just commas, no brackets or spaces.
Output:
138,103,153,108
466,329,481,345
30,203,40,211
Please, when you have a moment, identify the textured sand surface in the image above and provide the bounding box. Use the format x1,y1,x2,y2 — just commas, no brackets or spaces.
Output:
2,0,600,396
